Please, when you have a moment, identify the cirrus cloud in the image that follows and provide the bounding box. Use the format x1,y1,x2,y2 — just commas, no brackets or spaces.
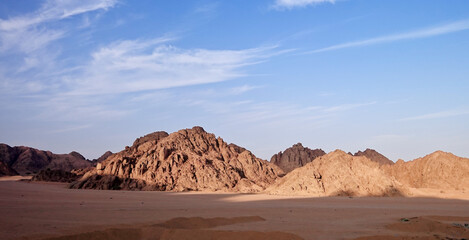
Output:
272,0,335,10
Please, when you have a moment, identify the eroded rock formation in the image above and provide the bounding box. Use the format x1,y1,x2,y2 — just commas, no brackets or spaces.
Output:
70,127,283,192
270,143,325,173
267,150,406,197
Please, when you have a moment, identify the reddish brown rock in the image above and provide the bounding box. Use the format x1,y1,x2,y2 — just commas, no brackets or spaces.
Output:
0,160,17,176
353,149,394,165
0,143,92,175
270,143,325,173
70,127,283,192
132,131,169,148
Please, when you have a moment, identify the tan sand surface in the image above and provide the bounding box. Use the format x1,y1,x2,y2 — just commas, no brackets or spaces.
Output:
0,176,32,181
1,179,469,240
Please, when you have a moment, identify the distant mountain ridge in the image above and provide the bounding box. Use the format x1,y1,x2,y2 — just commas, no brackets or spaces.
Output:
0,143,111,176
3,128,468,198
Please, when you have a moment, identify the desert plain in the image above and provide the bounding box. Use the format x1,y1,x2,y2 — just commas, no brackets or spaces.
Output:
1,176,469,240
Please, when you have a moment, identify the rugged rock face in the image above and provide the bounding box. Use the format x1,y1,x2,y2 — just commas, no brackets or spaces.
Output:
132,131,169,148
70,127,283,192
31,169,79,183
383,151,469,190
267,150,406,197
270,143,326,173
353,149,394,165
0,144,92,175
0,161,18,176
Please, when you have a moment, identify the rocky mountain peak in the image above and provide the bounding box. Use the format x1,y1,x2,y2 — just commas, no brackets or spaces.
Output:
132,131,169,148
69,151,86,161
353,148,393,165
71,127,283,192
270,143,326,173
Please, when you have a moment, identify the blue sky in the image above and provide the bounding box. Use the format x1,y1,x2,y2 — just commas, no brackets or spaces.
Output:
1,0,468,161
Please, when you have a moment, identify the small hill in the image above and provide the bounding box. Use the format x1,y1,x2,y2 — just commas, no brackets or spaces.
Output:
270,143,325,173
267,150,406,197
0,143,92,175
353,149,394,165
383,151,469,190
70,127,283,192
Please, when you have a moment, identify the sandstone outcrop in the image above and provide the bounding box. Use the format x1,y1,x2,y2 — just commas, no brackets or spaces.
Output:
353,149,394,165
267,150,406,197
383,151,469,190
70,127,283,192
0,143,92,175
270,143,325,173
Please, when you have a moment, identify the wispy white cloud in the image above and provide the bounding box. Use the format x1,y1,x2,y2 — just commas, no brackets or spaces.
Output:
0,0,117,53
172,91,375,126
323,101,376,112
0,0,117,31
65,38,280,95
305,19,469,53
230,85,263,95
50,124,93,133
399,109,469,121
272,0,335,10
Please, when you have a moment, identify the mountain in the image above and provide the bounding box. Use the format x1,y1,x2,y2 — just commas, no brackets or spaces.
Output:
267,150,406,197
70,127,283,192
353,149,394,165
0,144,93,175
383,151,469,190
270,143,325,173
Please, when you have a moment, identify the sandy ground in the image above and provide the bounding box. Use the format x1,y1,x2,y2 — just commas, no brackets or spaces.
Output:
1,178,469,240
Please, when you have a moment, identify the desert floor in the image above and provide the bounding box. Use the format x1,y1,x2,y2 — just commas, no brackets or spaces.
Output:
1,177,468,240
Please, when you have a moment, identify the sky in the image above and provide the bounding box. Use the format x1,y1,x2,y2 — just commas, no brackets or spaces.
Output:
0,0,468,162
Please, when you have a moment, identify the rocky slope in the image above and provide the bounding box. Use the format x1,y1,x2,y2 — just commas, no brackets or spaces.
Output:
267,150,406,197
353,149,394,165
383,151,469,190
0,160,18,176
70,127,283,192
270,143,325,173
31,169,79,183
0,144,93,175
90,151,113,166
